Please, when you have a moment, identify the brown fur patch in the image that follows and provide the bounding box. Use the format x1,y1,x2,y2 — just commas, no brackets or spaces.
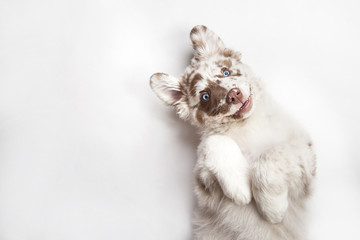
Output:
232,70,242,76
190,26,207,53
190,27,199,35
196,109,204,124
215,60,231,68
189,73,203,97
198,81,231,117
223,59,232,68
183,69,195,85
178,80,188,103
221,48,241,60
192,40,205,53
222,49,235,57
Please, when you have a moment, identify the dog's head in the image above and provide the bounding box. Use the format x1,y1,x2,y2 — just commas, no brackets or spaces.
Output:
150,25,263,129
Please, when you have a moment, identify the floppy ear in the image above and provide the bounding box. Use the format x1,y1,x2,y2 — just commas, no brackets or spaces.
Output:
190,25,225,57
150,73,184,106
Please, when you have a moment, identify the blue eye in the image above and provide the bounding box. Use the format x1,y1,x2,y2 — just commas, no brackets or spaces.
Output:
223,70,230,77
201,93,210,101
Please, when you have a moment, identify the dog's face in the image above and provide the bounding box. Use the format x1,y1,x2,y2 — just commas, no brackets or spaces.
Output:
150,25,262,129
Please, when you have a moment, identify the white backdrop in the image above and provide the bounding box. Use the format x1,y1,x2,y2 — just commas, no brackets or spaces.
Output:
0,0,360,239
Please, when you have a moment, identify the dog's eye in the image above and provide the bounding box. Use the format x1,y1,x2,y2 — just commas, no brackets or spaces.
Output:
221,67,231,77
201,92,210,101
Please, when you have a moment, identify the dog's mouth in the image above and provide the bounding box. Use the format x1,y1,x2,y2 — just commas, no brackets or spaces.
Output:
231,96,253,118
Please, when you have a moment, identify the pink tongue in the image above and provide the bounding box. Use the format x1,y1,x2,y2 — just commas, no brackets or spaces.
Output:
240,100,248,110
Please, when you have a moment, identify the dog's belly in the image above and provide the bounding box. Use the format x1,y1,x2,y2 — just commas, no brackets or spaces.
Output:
193,197,304,240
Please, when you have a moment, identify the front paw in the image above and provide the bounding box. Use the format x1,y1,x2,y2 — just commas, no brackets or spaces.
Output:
221,178,252,205
254,190,288,224
197,134,252,205
232,185,252,205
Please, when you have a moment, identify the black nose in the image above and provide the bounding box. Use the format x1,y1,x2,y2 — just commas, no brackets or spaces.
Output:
226,88,242,104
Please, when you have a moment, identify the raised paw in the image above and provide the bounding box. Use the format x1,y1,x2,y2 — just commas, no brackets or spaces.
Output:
198,134,252,205
220,175,252,205
232,184,252,205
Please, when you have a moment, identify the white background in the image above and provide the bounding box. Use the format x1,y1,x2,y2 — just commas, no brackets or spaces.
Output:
0,0,360,239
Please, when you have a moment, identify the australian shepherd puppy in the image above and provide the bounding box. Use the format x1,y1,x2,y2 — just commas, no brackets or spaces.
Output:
150,25,316,240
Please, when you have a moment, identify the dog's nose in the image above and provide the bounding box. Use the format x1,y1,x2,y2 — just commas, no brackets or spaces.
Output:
226,88,242,104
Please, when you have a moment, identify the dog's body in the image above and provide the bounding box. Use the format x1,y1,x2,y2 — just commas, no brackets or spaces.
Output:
150,25,316,240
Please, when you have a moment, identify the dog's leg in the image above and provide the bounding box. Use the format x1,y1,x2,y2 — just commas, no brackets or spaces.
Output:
251,141,315,224
251,145,291,224
197,135,251,205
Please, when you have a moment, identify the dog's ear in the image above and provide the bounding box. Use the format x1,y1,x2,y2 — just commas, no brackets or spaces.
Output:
150,73,190,120
190,25,225,57
150,73,184,106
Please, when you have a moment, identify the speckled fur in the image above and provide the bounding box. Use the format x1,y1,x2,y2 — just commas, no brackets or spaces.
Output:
150,25,316,240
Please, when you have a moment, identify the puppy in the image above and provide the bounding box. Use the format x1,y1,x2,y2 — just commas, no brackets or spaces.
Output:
150,25,316,240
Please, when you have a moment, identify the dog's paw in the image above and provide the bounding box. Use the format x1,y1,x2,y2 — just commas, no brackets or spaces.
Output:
221,177,252,205
254,190,288,224
232,185,252,205
198,135,252,205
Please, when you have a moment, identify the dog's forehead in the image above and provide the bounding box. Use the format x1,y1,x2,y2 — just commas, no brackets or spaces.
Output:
186,58,230,86
198,56,234,72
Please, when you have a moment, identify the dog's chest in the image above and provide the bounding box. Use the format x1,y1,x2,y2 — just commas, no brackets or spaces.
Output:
226,118,287,162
